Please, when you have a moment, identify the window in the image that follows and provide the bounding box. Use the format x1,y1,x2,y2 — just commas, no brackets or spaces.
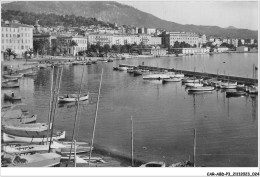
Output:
10,39,12,43
2,39,4,43
6,34,8,37
21,45,24,49
13,28,15,32
10,34,11,37
6,28,8,32
6,39,8,43
10,28,11,32
13,34,16,38
2,34,4,37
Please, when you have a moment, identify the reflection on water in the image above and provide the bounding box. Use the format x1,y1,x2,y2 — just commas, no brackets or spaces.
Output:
1,53,258,167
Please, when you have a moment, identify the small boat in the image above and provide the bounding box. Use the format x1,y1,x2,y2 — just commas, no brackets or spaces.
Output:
2,153,61,167
188,86,215,92
2,115,38,124
169,161,194,167
143,73,170,80
140,161,166,167
107,59,113,62
4,93,22,101
113,67,119,71
24,72,37,77
226,91,246,97
2,122,50,132
2,141,66,154
173,73,185,78
58,93,89,103
2,78,18,83
3,73,23,79
127,68,135,73
2,130,66,143
2,83,20,88
118,66,129,71
185,83,203,87
220,84,237,89
162,78,181,83
182,78,202,83
85,61,92,65
246,85,258,94
23,62,39,65
38,64,47,69
133,69,149,76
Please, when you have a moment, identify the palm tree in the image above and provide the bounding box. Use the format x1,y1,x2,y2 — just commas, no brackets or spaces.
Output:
5,48,16,60
69,40,78,56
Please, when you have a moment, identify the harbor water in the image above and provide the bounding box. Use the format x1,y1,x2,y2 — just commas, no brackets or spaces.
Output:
2,53,258,167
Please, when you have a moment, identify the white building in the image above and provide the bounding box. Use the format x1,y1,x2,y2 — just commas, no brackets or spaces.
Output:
1,21,33,57
236,46,248,52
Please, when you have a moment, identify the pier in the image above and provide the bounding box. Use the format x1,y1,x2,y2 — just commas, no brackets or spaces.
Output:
119,64,258,85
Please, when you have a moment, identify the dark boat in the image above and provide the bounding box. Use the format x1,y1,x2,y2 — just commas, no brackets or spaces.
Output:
226,91,246,97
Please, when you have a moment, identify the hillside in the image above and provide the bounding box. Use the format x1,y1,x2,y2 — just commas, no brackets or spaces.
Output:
1,1,258,39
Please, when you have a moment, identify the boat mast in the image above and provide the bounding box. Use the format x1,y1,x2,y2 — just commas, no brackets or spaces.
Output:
48,66,63,152
66,67,85,167
46,66,55,145
193,128,196,167
88,68,103,166
131,116,134,167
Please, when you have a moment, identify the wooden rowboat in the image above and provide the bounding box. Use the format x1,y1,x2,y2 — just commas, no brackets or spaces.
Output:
2,153,61,167
2,130,66,143
4,93,22,101
226,91,246,97
188,86,215,92
3,73,23,79
140,162,166,167
2,122,49,132
58,93,89,103
185,83,203,87
162,78,181,83
2,83,20,88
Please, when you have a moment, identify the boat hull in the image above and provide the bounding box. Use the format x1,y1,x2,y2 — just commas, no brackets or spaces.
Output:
188,86,215,92
58,94,89,103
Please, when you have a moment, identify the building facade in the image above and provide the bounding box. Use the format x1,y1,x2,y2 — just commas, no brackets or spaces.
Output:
1,22,33,57
161,32,202,47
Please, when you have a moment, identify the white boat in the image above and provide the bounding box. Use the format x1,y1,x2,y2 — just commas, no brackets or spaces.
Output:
2,115,37,124
140,161,166,167
173,73,185,78
162,78,181,82
220,84,237,89
3,73,23,79
247,85,258,94
2,141,67,154
118,66,129,71
2,130,66,143
185,83,203,87
2,122,50,132
58,93,89,103
182,78,202,83
2,153,61,167
2,78,18,83
221,82,237,86
143,73,170,80
188,86,215,92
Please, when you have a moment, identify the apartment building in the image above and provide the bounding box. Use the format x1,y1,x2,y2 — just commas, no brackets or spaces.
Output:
1,21,33,57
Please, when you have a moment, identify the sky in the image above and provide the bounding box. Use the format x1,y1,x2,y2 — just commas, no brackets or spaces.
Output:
119,0,258,30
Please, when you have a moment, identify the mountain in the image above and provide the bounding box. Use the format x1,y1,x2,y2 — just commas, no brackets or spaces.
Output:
2,1,258,39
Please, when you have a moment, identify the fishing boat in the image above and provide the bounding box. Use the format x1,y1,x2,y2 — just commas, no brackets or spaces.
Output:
2,122,50,132
140,162,166,167
2,130,66,143
226,91,246,97
58,93,89,103
2,141,66,154
185,83,203,87
2,83,20,88
4,93,22,101
2,152,61,167
2,115,38,124
3,73,23,79
2,78,18,83
188,86,215,92
162,77,181,83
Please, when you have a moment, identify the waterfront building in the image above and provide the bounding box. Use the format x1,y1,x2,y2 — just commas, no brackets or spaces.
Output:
146,28,156,35
139,35,162,46
172,47,210,54
58,35,88,56
231,39,239,47
33,32,57,55
241,39,245,45
138,46,167,56
87,33,113,46
236,46,248,52
161,32,201,47
217,46,229,52
1,21,33,57
250,39,255,44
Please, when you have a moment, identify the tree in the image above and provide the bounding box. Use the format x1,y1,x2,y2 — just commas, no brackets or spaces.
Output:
173,41,180,48
69,40,78,55
238,39,243,47
5,48,16,60
33,39,50,57
103,44,110,54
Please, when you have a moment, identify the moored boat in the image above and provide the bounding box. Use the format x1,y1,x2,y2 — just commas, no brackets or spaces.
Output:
140,161,166,167
2,115,38,124
226,91,246,97
188,86,215,92
24,72,37,77
162,77,181,83
2,78,18,83
118,66,129,71
185,83,203,87
2,130,66,143
2,122,49,132
2,83,20,88
182,78,202,83
2,153,61,167
3,73,23,79
58,93,89,103
4,93,22,101
143,73,170,80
